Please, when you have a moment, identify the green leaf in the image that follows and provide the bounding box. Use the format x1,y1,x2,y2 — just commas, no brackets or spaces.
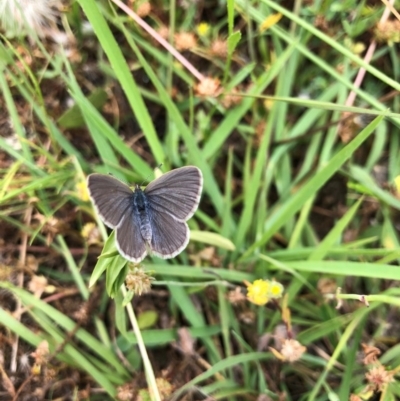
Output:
89,231,119,287
114,290,127,335
58,88,108,129
227,31,241,55
190,230,236,251
137,311,158,330
106,257,129,298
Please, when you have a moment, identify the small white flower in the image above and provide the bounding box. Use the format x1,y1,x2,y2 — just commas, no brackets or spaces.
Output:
0,0,61,38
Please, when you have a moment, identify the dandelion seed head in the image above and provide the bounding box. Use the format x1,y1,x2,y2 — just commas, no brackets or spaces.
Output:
0,0,61,38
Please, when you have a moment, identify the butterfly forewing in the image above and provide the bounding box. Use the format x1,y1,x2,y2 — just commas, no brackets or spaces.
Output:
87,174,133,228
144,166,203,221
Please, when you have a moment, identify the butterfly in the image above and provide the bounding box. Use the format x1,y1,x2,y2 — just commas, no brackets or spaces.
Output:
87,166,203,263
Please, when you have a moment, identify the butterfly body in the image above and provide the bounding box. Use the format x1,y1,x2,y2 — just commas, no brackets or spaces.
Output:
87,166,203,263
132,186,152,243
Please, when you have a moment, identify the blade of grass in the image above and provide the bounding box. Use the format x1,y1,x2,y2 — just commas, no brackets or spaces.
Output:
76,0,165,165
348,165,400,210
202,44,296,160
171,352,271,401
308,197,364,261
56,235,90,300
0,66,34,167
118,22,225,215
238,0,400,131
166,279,221,364
64,58,153,178
4,66,89,170
240,115,385,260
284,260,400,280
260,0,400,93
147,264,255,282
122,286,161,401
233,105,274,252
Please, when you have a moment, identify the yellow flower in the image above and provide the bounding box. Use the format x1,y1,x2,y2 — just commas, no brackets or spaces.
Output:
246,279,284,305
394,175,400,196
259,13,282,33
246,279,270,306
81,222,101,245
196,22,210,37
76,179,90,202
268,280,284,299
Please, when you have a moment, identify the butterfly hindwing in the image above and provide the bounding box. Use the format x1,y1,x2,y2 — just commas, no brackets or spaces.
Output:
147,206,189,259
116,212,147,263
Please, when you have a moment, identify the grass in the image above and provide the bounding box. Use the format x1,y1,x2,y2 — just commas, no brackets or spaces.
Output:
0,0,400,400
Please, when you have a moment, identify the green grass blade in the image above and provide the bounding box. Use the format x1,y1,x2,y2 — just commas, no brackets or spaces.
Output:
76,0,165,165
241,115,384,259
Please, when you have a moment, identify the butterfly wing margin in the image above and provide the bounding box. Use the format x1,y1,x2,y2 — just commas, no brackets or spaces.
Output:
147,207,189,259
87,174,133,228
144,166,203,221
116,213,147,263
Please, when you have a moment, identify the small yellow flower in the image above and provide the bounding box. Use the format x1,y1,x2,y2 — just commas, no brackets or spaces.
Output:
76,180,90,202
81,222,101,245
28,275,55,298
246,279,284,305
246,279,270,306
263,98,274,110
268,280,284,299
394,175,400,197
259,13,282,33
196,22,210,37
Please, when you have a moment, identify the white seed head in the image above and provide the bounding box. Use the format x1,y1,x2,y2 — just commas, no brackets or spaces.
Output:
0,0,61,38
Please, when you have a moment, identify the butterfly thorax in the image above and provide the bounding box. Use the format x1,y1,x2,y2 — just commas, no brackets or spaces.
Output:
133,186,152,243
